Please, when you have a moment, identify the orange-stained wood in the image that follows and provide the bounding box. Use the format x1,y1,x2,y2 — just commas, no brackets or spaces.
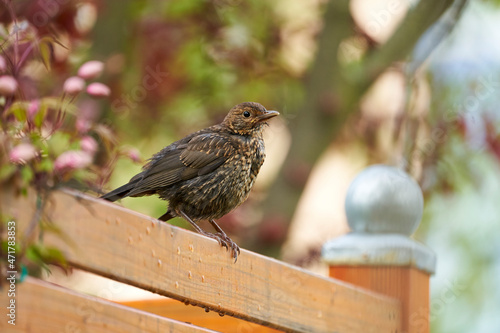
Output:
330,266,430,333
121,298,280,333
0,277,216,333
1,188,401,333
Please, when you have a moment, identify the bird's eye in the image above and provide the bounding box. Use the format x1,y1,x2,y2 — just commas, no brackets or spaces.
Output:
243,111,251,118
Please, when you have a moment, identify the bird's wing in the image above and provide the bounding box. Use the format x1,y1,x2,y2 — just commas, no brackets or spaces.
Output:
126,132,235,196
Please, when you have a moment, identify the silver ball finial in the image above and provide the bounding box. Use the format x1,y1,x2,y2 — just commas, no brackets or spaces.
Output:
322,165,435,274
345,165,423,235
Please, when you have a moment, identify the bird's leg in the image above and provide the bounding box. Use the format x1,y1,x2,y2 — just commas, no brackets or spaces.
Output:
209,219,240,261
179,211,239,261
158,210,174,221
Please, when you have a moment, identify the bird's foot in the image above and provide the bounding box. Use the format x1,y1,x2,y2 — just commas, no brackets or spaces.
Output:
207,219,240,262
216,232,240,262
203,231,240,262
178,211,240,262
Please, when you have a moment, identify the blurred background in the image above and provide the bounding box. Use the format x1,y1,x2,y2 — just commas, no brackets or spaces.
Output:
1,0,500,331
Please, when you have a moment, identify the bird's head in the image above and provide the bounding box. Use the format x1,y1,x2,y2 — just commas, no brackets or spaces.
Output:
223,102,279,136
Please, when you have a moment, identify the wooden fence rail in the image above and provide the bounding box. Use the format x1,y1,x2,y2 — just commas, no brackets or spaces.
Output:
4,277,217,333
0,188,401,333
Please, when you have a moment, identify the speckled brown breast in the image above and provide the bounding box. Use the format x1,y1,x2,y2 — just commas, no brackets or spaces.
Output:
163,134,266,221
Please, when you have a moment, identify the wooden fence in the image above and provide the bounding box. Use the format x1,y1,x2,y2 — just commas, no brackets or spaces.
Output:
0,166,434,332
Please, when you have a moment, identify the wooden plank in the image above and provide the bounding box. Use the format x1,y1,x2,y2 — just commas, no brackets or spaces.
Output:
121,298,281,333
1,189,401,333
330,266,430,333
0,277,217,333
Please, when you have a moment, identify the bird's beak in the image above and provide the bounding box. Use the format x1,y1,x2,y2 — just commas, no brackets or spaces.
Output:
257,110,279,122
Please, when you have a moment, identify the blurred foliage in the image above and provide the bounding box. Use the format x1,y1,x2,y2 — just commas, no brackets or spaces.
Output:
0,0,136,280
86,0,302,230
87,0,472,251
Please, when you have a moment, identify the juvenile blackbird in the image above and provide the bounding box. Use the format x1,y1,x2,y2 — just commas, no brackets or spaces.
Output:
101,102,279,261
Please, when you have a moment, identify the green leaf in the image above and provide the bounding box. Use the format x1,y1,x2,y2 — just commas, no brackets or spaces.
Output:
47,131,71,156
33,104,47,128
39,40,52,71
25,244,44,265
6,102,28,122
43,246,68,267
25,243,68,274
38,158,53,173
49,35,69,50
20,166,34,184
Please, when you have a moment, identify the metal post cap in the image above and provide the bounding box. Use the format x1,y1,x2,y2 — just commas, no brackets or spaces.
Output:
345,164,423,235
322,165,436,273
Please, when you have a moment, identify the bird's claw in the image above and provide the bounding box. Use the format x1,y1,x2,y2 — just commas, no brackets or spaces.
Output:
213,233,229,249
209,232,240,262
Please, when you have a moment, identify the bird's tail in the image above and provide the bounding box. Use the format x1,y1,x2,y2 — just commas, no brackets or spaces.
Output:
100,173,144,202
100,182,136,202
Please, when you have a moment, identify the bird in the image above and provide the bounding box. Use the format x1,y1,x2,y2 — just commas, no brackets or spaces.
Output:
101,102,279,262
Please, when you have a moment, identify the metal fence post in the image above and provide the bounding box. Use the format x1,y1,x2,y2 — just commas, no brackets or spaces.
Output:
322,165,436,333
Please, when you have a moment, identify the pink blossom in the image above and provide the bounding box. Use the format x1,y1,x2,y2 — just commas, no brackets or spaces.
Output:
127,148,141,163
0,56,6,73
28,100,40,118
78,99,100,120
63,76,86,95
0,75,18,95
76,100,100,133
86,82,110,98
9,143,37,164
80,136,98,154
76,118,92,133
54,150,92,172
77,61,104,79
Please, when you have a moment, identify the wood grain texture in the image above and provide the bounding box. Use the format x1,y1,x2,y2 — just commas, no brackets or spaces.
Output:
0,189,401,333
0,277,217,333
330,266,430,333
